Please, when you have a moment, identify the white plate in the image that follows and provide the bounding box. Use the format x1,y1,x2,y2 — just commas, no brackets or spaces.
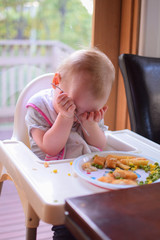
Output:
73,151,160,190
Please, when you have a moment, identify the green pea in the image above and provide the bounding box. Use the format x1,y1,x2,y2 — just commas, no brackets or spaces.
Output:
139,181,144,185
139,165,143,169
98,165,103,169
115,176,121,179
152,177,158,182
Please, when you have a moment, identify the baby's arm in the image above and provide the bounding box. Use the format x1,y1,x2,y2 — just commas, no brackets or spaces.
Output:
32,93,76,156
80,106,107,150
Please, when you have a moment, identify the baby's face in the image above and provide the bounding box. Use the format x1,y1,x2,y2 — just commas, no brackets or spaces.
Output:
60,72,107,116
71,89,106,116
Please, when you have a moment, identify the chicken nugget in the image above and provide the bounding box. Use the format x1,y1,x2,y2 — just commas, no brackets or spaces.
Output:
113,169,137,180
106,155,136,160
93,155,106,167
105,155,117,168
120,158,149,166
116,161,130,170
112,179,137,185
82,162,97,172
98,173,114,183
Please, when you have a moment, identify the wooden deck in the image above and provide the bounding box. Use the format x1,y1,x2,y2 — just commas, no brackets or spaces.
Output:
0,129,13,141
0,180,53,240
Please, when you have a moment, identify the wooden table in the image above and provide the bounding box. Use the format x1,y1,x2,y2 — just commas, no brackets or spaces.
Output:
65,182,160,240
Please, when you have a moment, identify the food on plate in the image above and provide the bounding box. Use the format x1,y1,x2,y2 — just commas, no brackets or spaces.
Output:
84,154,149,171
93,155,106,167
101,155,148,169
119,158,149,167
115,162,130,170
81,153,160,186
113,169,137,180
111,179,137,185
82,162,97,172
105,156,117,168
98,173,115,183
98,170,137,185
104,156,130,170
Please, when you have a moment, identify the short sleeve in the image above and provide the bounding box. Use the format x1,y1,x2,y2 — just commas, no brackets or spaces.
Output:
25,106,51,138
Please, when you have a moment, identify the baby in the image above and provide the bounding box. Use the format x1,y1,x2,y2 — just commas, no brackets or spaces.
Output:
25,48,115,161
25,48,115,240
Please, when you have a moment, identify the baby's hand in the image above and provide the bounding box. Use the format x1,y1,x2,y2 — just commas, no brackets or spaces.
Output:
56,92,76,119
80,106,108,123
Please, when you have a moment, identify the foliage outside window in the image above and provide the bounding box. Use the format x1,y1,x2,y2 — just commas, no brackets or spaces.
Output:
0,0,93,139
0,0,93,49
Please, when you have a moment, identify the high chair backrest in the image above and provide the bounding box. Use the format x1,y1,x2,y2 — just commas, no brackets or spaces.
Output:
12,73,54,147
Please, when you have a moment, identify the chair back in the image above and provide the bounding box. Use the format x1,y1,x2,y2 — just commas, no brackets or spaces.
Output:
119,54,160,144
12,73,54,147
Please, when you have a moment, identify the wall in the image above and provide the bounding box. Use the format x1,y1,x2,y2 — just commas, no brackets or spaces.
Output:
139,0,160,57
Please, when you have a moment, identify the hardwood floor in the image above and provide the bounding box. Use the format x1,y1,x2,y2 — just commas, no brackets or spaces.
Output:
0,180,53,240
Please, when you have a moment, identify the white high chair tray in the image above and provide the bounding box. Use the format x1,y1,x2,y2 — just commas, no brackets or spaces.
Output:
0,129,160,225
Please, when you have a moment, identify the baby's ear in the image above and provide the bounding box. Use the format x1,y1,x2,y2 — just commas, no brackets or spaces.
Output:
52,72,61,88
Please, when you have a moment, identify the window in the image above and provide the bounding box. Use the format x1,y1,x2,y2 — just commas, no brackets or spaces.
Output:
0,0,93,139
0,0,93,49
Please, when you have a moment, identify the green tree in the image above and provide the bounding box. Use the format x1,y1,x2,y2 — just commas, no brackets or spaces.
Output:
0,0,92,49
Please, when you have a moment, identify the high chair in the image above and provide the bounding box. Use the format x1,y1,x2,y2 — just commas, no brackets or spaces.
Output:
1,72,160,240
12,72,54,147
0,73,54,240
0,71,135,240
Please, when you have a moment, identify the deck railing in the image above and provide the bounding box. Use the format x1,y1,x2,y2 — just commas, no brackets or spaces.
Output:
0,40,74,127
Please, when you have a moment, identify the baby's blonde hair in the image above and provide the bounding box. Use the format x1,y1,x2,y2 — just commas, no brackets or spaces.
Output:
58,48,115,100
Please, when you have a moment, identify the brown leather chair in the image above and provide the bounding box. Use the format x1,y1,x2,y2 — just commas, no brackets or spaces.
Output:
119,54,160,144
